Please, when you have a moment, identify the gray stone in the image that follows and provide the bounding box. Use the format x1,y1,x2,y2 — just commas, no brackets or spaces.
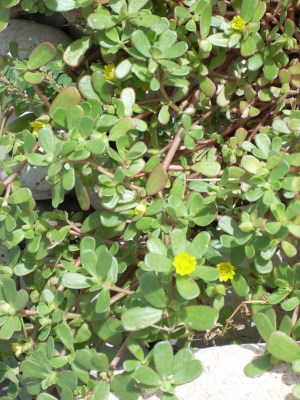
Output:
0,19,72,59
0,157,52,200
109,344,299,400
19,164,52,200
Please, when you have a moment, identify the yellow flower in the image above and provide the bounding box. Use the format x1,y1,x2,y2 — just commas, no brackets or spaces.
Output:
11,342,23,357
134,202,147,215
216,262,235,282
30,120,47,136
103,64,116,81
173,251,196,276
230,16,245,30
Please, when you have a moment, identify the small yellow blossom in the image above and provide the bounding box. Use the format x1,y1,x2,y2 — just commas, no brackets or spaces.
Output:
230,16,245,30
216,262,235,282
30,121,47,136
134,202,147,215
103,64,116,81
173,251,196,276
11,342,23,357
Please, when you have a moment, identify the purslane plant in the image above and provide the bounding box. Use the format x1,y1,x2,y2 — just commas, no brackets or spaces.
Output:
0,0,299,399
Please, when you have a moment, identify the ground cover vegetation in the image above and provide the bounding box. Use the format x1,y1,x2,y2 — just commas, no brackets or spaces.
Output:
0,0,299,399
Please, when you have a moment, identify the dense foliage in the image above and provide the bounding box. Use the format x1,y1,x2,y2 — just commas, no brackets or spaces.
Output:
0,0,299,399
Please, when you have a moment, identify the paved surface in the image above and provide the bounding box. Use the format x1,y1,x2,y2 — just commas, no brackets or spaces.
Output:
109,344,298,400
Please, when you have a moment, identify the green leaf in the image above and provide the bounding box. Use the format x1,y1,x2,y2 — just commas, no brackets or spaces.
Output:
74,322,91,343
81,249,97,277
193,265,219,281
24,71,44,84
21,357,49,379
179,305,218,330
0,316,16,340
144,253,173,273
279,315,293,335
244,353,272,377
175,6,190,19
109,117,136,140
255,133,271,156
49,86,81,126
27,42,57,70
241,155,262,174
252,1,266,20
134,365,162,386
281,240,297,258
0,5,9,32
91,72,113,103
231,274,249,297
292,360,300,373
176,276,200,300
158,105,170,125
146,163,168,195
241,0,258,23
289,119,300,132
170,229,186,255
62,167,75,191
45,0,75,11
173,348,193,372
115,59,133,80
158,29,177,51
193,202,217,226
268,289,290,304
88,12,117,30
74,349,93,370
128,0,148,12
38,127,56,154
172,360,203,384
56,370,77,390
140,272,168,308
153,341,174,378
131,30,151,57
292,384,300,399
281,297,300,312
37,394,58,400
62,272,92,289
247,53,264,71
55,323,74,351
63,37,91,67
131,14,160,27
218,215,238,235
95,289,110,313
121,307,163,331
207,33,229,47
8,188,32,204
187,231,210,258
164,42,188,59
75,178,90,211
263,57,278,81
198,76,216,98
14,289,29,311
200,5,212,38
147,238,167,256
92,381,110,400
241,35,257,57
267,331,300,363
110,373,140,400
93,317,123,346
192,160,220,176
78,75,100,100
91,353,109,372
253,312,275,341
